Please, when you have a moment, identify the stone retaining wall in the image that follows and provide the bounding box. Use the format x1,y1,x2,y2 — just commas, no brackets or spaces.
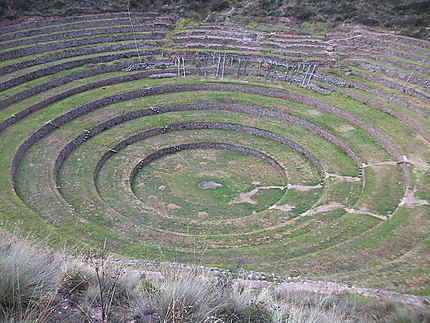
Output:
112,258,430,307
12,87,358,190
4,71,404,193
0,32,164,61
0,13,173,38
378,33,430,50
0,25,168,50
350,80,430,120
176,30,257,40
352,70,430,108
0,49,160,92
358,62,430,90
11,84,366,192
321,82,430,143
85,121,324,185
130,142,287,186
173,36,326,52
174,42,331,59
0,42,160,76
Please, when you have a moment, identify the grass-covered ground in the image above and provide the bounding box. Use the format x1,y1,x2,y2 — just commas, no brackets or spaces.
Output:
0,12,429,301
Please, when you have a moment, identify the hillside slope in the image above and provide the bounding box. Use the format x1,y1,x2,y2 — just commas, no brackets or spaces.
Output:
1,0,429,40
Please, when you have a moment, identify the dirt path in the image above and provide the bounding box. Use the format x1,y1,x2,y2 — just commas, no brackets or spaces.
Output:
324,173,361,182
300,202,343,217
345,208,388,220
363,161,401,167
400,189,429,206
269,204,295,211
230,184,323,205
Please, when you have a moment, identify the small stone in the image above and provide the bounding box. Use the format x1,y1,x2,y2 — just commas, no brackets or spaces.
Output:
197,211,209,218
167,203,181,210
198,181,223,189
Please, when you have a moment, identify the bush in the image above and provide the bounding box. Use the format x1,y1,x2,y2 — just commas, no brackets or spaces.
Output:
12,0,29,10
218,284,275,322
148,269,219,322
294,5,314,21
273,290,354,323
73,253,143,322
0,241,62,320
53,0,65,9
1,237,429,322
219,303,273,322
61,266,92,297
211,0,229,12
82,265,141,307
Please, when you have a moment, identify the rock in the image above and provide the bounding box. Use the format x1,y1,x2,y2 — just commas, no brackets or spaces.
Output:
198,181,223,189
197,211,209,218
167,203,181,210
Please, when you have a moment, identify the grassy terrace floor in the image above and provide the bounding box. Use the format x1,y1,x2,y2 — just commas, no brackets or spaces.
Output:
0,13,429,297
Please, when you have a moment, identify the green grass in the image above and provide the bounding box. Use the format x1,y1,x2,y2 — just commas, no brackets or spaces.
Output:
0,17,142,36
1,13,430,295
355,166,404,216
407,286,430,297
0,31,159,53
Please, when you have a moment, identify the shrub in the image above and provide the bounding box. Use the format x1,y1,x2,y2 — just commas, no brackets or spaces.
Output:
218,284,275,322
211,0,229,12
53,0,65,9
77,253,142,322
294,5,314,21
149,269,219,322
272,290,353,323
356,300,430,323
219,303,273,322
11,0,29,10
82,265,142,307
0,240,62,320
386,307,429,323
61,266,92,297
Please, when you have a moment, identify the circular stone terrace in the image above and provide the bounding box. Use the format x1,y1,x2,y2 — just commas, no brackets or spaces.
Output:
0,12,429,295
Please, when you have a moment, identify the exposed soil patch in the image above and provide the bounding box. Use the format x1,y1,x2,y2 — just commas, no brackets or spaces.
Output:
345,208,388,220
167,203,181,210
400,189,429,206
338,125,355,132
230,184,322,205
229,188,259,205
198,180,223,189
307,109,321,116
287,184,322,191
325,173,361,182
363,161,401,167
300,202,343,217
407,156,430,170
197,211,209,218
269,204,295,212
229,186,284,205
